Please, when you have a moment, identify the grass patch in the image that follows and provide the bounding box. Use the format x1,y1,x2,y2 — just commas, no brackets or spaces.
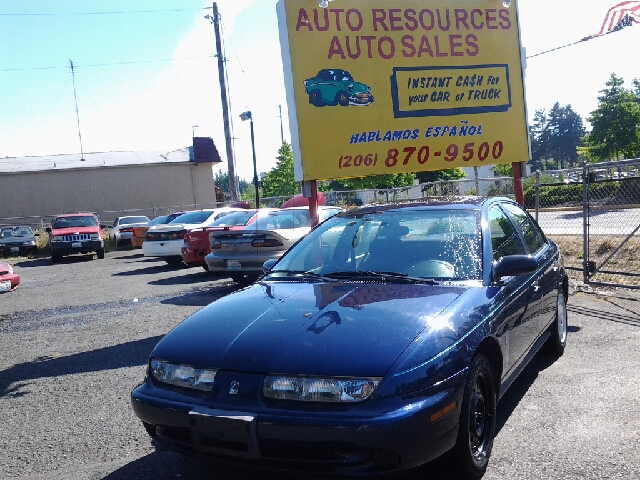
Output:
549,234,640,286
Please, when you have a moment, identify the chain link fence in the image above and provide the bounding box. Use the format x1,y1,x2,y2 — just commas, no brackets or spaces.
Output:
530,159,640,289
3,160,640,291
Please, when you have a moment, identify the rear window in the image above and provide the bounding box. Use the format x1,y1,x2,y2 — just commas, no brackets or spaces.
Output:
120,216,150,225
209,210,257,227
169,211,214,224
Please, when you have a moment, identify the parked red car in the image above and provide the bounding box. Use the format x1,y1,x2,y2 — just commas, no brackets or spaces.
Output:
0,261,20,293
181,209,272,270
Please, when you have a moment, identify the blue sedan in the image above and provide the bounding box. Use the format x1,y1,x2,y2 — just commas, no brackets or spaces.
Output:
131,197,568,478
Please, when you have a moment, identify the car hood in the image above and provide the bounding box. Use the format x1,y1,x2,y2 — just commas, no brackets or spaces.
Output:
0,237,35,245
152,281,467,378
51,226,100,235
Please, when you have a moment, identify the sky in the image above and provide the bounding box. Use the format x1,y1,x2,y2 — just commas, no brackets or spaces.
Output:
1,0,639,181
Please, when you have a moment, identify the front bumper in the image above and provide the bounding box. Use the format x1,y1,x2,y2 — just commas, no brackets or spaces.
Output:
0,244,37,256
49,239,103,255
131,370,465,476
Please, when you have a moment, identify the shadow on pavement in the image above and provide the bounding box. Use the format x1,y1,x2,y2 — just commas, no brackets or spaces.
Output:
0,335,162,399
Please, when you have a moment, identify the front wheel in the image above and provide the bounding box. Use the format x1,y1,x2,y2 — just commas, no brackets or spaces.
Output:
451,354,496,479
546,290,568,356
335,90,349,106
96,248,105,259
230,273,259,286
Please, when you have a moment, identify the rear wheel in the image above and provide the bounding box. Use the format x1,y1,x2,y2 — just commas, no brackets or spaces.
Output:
164,256,184,266
308,89,323,107
546,290,568,356
451,354,496,479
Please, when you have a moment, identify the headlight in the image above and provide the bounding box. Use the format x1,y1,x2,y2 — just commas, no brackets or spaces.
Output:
90,234,101,240
22,241,36,246
50,236,63,242
150,359,217,391
263,375,380,402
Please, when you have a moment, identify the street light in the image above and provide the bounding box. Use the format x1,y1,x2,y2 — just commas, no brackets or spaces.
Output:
240,111,259,209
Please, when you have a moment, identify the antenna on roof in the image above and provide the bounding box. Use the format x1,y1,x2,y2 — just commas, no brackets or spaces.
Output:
69,60,85,161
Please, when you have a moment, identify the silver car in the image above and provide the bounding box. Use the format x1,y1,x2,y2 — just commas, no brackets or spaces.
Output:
205,206,342,285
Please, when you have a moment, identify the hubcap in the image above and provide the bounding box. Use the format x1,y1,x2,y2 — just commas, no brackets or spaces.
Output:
557,294,567,344
469,377,489,457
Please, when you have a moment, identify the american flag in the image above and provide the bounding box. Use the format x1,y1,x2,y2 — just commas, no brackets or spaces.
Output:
597,1,640,35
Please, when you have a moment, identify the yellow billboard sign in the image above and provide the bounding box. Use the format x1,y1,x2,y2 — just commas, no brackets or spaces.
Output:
277,0,530,181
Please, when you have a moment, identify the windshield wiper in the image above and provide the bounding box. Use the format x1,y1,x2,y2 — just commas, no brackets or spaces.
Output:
266,269,332,282
322,271,439,284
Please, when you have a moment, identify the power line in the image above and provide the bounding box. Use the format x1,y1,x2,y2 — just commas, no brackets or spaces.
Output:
0,9,200,16
0,55,212,73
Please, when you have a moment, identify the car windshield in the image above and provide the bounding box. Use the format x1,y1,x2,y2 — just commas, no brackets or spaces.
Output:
53,216,98,228
169,211,214,225
120,216,150,225
270,208,483,281
1,227,32,238
208,210,257,227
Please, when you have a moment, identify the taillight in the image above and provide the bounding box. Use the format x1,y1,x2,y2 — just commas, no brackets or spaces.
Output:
121,227,134,233
251,238,283,248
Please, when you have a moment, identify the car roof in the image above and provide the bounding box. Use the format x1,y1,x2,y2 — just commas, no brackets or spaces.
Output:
55,212,98,218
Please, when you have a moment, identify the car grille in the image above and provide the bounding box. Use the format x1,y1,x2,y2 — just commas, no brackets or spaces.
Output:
61,234,92,242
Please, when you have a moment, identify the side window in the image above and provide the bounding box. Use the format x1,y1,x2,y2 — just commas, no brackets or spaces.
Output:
488,206,526,260
501,203,546,254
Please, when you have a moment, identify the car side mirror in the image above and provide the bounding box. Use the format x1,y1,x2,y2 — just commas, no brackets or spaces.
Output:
100,224,108,229
492,255,538,283
45,227,52,233
263,259,277,272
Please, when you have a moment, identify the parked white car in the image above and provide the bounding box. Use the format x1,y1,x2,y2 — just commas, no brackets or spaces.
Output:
108,216,151,247
142,208,245,265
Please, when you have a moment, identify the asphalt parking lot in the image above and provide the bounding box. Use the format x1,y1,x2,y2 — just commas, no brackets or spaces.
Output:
1,250,639,479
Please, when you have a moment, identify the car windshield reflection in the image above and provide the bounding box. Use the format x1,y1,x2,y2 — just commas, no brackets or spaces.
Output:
270,209,482,281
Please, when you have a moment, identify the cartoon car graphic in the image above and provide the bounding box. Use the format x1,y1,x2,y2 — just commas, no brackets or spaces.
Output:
303,69,374,107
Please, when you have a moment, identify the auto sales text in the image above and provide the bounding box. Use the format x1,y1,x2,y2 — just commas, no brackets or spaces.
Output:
294,7,512,59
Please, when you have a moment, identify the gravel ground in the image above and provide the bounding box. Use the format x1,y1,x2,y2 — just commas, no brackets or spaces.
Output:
1,250,639,479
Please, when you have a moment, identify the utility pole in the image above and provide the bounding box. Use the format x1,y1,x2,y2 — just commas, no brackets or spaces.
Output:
211,3,238,201
69,60,85,161
278,104,284,144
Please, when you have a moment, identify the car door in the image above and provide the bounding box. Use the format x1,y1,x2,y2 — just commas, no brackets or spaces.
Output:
501,202,558,334
487,205,540,375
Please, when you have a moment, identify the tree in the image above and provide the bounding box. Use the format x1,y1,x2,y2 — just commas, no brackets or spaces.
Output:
414,168,465,184
584,73,640,161
529,103,586,170
214,169,250,197
261,142,299,198
324,172,415,191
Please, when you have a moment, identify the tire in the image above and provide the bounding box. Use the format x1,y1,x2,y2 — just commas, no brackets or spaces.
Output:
230,273,259,286
165,256,184,266
97,248,105,259
335,91,350,106
202,264,210,272
51,253,62,263
308,89,323,107
451,354,496,479
546,290,568,356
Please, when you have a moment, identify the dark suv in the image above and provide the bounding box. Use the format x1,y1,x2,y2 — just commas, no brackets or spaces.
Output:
46,213,106,262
